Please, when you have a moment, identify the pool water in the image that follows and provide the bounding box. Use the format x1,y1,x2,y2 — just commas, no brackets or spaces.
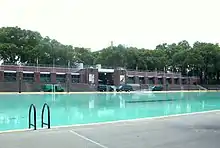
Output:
0,92,220,131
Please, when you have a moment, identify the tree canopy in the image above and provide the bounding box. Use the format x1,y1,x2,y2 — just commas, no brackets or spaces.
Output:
0,26,220,84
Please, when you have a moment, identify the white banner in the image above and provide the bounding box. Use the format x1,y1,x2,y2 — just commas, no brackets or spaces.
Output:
120,75,125,84
89,74,95,84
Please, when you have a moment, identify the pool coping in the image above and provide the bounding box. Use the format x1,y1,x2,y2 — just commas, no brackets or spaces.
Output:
1,109,220,134
0,90,219,95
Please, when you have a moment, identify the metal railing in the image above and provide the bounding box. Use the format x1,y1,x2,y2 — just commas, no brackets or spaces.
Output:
28,103,51,130
0,63,184,75
28,104,37,130
41,103,51,129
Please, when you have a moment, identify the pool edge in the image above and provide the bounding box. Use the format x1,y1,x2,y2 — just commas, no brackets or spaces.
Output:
1,109,220,134
0,90,219,95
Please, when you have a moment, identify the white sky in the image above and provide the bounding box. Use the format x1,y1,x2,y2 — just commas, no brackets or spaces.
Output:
0,0,220,51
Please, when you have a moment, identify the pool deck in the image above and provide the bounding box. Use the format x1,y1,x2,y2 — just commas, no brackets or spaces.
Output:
1,111,220,148
0,90,219,95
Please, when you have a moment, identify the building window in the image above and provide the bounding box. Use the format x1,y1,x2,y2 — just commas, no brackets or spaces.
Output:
139,77,145,84
166,78,172,84
148,77,154,84
174,78,179,84
71,75,80,83
126,76,135,84
40,74,51,83
56,74,66,83
23,73,34,82
158,78,163,84
4,72,16,81
182,79,187,84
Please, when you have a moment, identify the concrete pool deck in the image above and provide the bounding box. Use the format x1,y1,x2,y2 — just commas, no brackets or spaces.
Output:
0,90,219,95
1,111,220,148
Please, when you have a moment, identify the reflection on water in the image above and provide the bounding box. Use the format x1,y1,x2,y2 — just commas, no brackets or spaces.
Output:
0,92,220,131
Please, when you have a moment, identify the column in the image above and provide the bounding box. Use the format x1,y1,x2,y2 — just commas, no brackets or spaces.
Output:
34,72,40,83
190,78,194,85
179,77,182,85
171,77,175,85
113,69,120,86
154,77,158,85
163,76,166,85
154,72,158,85
66,73,71,92
79,69,86,83
93,69,99,86
0,71,4,82
50,73,56,84
17,71,23,93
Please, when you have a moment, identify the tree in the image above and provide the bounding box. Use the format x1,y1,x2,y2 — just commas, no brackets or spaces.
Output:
0,26,42,64
1,26,220,84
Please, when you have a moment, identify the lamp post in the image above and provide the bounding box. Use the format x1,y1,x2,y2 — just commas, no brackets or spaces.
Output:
187,67,190,91
19,75,22,93
36,57,39,72
67,60,70,93
18,62,22,93
163,66,166,91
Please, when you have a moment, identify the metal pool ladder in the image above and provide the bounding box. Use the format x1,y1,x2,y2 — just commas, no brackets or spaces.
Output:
28,103,51,130
28,104,37,130
41,103,51,129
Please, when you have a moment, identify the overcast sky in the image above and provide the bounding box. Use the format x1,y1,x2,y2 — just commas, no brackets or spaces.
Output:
0,0,220,51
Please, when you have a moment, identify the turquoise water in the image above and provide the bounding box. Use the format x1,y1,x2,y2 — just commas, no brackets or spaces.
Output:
0,92,220,131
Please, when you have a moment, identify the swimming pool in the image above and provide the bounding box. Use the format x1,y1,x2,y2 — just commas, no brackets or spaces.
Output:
0,91,220,131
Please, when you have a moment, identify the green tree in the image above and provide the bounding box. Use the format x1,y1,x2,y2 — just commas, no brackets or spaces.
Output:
2,26,220,85
0,26,42,64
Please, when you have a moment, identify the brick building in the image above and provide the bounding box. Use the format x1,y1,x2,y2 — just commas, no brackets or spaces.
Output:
0,64,198,92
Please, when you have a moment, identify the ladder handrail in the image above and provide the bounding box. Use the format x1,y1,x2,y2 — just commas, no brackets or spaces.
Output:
41,103,51,129
28,104,37,130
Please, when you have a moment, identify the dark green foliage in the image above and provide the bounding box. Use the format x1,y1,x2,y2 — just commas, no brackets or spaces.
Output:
0,26,220,84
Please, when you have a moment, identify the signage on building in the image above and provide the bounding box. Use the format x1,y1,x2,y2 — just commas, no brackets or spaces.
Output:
120,75,125,84
89,74,95,84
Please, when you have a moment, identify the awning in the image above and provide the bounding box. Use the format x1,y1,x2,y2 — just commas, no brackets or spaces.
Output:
23,71,34,74
40,72,50,74
56,72,66,75
98,69,114,73
4,70,16,73
71,73,80,75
